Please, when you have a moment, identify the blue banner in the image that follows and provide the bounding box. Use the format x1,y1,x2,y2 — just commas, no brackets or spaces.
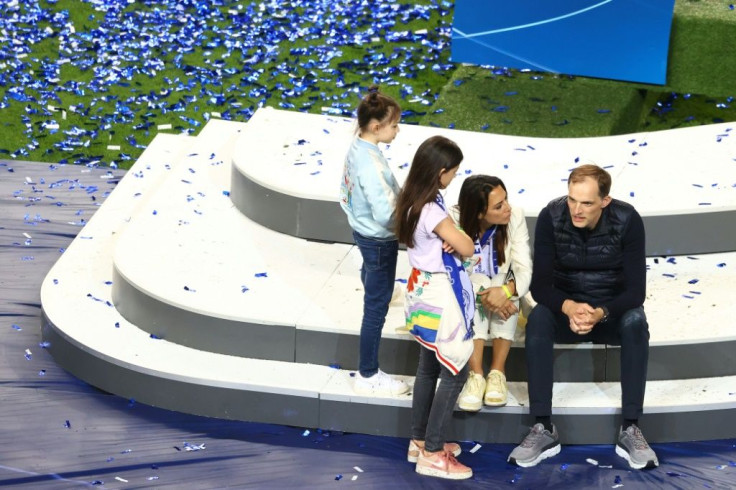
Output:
451,0,675,85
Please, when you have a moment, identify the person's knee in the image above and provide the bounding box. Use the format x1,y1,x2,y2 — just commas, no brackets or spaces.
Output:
619,308,649,343
525,305,555,347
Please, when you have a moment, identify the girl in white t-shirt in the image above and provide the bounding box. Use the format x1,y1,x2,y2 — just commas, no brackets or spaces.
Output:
395,135,475,480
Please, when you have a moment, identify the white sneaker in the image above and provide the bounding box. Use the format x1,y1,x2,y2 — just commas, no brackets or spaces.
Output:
484,370,508,406
353,369,409,396
457,372,486,412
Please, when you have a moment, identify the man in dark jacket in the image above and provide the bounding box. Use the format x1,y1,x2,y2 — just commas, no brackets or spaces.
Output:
508,164,657,470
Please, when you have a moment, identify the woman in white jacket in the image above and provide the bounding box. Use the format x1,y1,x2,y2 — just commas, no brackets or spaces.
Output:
451,175,533,410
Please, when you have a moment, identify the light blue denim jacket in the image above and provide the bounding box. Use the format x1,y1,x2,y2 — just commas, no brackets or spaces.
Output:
339,137,400,239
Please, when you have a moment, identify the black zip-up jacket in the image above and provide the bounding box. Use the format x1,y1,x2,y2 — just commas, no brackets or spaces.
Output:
530,196,646,317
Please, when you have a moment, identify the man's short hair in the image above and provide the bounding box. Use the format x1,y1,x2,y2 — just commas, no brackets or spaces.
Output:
568,164,611,198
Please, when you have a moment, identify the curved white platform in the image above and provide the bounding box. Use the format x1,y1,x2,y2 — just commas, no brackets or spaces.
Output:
231,108,736,255
41,112,736,444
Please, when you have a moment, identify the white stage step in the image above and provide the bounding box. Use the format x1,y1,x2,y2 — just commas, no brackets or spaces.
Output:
41,112,736,444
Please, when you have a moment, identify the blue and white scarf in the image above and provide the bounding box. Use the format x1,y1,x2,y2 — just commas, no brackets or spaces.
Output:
434,194,475,341
473,225,499,278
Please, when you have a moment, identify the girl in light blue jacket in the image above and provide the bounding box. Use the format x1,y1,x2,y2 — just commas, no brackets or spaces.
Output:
339,86,408,396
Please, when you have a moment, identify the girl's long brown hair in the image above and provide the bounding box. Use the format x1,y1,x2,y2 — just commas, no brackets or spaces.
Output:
396,136,463,248
457,175,509,265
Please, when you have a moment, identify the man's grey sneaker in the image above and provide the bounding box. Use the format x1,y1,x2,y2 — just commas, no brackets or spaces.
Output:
616,425,659,469
507,423,561,467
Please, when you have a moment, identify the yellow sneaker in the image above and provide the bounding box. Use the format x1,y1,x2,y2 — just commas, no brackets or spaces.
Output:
457,372,486,412
484,370,507,406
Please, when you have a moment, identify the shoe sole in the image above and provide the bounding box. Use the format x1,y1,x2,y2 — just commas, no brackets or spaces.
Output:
415,465,472,480
508,442,561,468
458,400,482,412
483,397,507,407
615,444,658,470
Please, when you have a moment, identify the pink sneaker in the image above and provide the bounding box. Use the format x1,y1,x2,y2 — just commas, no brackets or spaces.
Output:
407,439,461,463
415,449,472,480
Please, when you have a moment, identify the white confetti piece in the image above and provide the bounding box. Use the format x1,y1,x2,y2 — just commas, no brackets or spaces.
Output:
115,477,128,482
353,466,363,473
351,475,358,481
469,443,482,453
107,145,121,151
158,123,172,130
586,458,598,465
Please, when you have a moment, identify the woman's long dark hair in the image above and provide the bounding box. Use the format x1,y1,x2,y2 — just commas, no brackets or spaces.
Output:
457,175,509,266
396,136,463,248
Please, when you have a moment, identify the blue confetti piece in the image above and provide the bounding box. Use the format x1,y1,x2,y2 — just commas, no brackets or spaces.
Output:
64,420,71,429
395,278,407,283
241,285,249,293
150,334,162,339
310,171,320,176
222,190,230,196
630,192,635,197
152,210,158,215
12,324,22,331
614,475,622,484
518,189,525,194
663,273,675,278
597,109,611,114
115,322,120,328
688,279,699,284
255,272,268,278
39,341,51,348
560,463,569,471
293,162,306,165
481,124,490,130
335,475,343,481
329,363,341,369
574,157,580,163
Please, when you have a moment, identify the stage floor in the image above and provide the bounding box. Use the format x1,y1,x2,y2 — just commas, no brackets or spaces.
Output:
3,160,736,488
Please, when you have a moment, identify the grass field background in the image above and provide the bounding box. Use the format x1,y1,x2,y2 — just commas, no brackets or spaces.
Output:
0,0,734,169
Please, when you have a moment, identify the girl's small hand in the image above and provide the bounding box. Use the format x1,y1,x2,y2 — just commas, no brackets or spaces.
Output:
441,240,455,254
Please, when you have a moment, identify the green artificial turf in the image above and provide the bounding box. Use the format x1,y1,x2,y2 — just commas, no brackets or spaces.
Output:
0,0,734,169
421,66,648,137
